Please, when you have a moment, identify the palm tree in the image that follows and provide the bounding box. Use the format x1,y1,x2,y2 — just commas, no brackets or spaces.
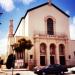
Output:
13,38,33,67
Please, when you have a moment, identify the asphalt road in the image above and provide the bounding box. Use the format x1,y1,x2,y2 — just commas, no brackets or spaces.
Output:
64,73,75,75
0,69,75,75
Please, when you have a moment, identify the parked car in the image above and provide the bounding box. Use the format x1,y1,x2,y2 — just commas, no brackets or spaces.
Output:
34,64,68,75
34,66,42,74
68,67,75,74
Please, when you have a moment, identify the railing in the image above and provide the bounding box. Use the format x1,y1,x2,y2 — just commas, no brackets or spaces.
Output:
33,33,68,39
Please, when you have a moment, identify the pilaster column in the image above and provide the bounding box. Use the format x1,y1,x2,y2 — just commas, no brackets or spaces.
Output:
65,39,69,65
34,38,40,66
56,44,60,64
46,43,50,65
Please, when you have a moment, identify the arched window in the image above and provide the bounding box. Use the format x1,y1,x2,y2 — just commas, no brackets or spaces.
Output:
50,44,56,55
40,43,46,55
40,43,46,66
47,18,54,35
50,43,56,64
59,44,65,55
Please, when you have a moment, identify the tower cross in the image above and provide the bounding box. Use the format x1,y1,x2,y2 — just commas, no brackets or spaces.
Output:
48,0,52,5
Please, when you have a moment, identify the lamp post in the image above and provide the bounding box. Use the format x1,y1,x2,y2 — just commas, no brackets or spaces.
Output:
10,44,15,75
11,67,13,75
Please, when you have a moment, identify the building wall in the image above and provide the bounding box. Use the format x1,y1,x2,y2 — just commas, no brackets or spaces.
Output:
24,5,70,66
28,5,70,38
68,40,75,65
15,19,25,36
15,14,30,37
32,35,69,66
24,14,29,36
10,4,75,67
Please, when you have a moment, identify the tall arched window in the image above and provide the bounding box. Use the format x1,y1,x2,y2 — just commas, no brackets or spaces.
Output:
47,18,54,35
50,43,56,64
40,43,46,66
50,44,56,55
40,43,46,55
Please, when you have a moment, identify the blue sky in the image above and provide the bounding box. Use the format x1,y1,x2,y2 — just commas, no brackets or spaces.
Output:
0,0,75,55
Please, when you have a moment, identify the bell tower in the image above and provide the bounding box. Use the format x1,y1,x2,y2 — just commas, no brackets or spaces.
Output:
8,19,14,55
8,19,14,37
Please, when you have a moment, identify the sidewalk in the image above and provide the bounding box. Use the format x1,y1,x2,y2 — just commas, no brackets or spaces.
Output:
0,69,37,75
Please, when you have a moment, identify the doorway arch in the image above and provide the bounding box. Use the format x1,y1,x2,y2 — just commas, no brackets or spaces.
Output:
50,43,56,64
40,43,46,66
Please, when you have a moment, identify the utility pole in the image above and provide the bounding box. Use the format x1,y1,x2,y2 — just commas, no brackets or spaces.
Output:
0,13,3,24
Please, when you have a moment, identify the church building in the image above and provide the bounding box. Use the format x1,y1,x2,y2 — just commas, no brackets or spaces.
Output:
7,1,75,68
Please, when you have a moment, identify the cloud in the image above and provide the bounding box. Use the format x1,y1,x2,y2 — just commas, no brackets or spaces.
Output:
0,30,1,34
22,0,34,4
14,0,35,4
0,0,35,12
0,38,7,55
0,0,15,12
70,25,75,40
70,16,75,40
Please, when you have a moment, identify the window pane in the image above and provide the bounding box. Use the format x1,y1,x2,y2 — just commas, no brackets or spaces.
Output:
40,43,46,55
47,18,54,35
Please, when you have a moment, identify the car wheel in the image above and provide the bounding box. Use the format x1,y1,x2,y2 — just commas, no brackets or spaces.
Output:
60,71,64,75
42,72,46,75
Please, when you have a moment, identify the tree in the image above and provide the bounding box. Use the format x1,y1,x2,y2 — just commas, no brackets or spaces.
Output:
13,38,33,67
14,38,33,52
18,38,33,50
6,54,16,69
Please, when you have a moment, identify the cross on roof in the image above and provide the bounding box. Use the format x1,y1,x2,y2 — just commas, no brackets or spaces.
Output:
48,0,52,5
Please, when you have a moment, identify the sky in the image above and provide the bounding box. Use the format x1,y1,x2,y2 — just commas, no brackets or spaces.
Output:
0,0,75,55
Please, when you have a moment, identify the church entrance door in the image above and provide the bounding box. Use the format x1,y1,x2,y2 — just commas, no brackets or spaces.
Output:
50,56,55,64
40,56,45,66
59,56,65,65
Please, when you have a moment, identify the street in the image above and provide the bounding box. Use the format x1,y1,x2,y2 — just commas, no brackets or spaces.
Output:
0,68,75,75
64,73,75,75
0,71,75,75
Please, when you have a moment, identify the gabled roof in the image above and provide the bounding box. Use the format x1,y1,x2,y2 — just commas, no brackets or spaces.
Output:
14,2,70,35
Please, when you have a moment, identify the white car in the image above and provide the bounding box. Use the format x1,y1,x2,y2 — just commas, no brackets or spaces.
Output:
68,67,75,73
